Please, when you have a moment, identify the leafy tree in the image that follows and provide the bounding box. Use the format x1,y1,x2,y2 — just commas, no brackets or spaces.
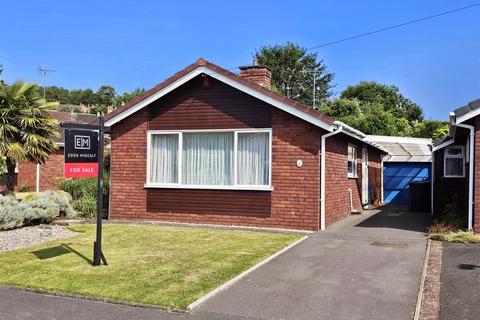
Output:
254,42,334,106
0,81,59,193
59,105,71,112
115,88,145,108
340,81,423,123
44,86,69,104
411,120,448,140
96,85,116,106
89,104,109,115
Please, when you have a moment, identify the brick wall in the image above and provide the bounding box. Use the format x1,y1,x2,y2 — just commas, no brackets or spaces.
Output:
16,149,64,192
109,108,148,219
324,133,382,225
109,106,323,230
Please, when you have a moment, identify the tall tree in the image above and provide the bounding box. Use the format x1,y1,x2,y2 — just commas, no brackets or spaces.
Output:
115,88,145,108
44,86,69,104
411,119,449,141
0,81,59,193
96,85,116,106
254,42,334,106
319,81,437,137
340,81,423,123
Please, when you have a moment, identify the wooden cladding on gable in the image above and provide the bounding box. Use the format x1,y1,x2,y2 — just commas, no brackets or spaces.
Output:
148,76,272,130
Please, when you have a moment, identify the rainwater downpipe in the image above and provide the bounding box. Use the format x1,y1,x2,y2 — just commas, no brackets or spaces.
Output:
36,164,40,193
320,126,343,230
456,123,474,230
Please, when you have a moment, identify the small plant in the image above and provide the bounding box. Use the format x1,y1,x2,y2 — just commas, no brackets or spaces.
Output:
18,184,30,192
427,194,477,243
429,230,480,244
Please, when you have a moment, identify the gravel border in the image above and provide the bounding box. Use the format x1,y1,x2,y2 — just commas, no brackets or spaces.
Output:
0,225,77,252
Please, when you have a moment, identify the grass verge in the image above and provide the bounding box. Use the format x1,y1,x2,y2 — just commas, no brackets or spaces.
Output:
0,224,300,309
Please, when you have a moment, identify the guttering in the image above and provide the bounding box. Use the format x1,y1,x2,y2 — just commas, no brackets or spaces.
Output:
456,123,474,230
320,125,343,230
432,139,454,152
334,121,390,154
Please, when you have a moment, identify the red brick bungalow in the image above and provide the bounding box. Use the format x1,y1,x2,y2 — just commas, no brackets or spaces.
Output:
432,98,480,232
105,59,387,231
14,112,97,192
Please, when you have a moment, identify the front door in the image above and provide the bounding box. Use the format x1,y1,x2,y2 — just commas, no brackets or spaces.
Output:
362,148,369,205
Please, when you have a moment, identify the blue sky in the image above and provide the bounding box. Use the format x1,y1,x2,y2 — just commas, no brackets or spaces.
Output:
1,0,479,120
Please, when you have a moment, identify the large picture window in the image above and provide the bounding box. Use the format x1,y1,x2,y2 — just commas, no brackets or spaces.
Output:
444,146,465,178
147,129,272,190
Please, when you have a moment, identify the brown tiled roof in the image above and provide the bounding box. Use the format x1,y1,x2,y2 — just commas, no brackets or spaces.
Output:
49,111,98,144
105,58,335,126
49,111,98,125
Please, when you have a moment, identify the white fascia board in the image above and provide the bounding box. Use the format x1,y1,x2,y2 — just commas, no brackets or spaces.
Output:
456,109,480,124
202,68,334,131
364,135,432,144
334,121,365,138
432,139,454,152
337,126,390,154
105,69,204,127
105,66,335,132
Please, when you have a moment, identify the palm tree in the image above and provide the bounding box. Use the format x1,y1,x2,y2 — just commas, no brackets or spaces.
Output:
0,81,59,194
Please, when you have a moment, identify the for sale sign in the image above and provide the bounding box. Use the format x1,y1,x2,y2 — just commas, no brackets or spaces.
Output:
64,129,99,178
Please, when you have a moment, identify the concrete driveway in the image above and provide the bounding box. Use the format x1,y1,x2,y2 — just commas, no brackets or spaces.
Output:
195,205,428,320
440,242,480,320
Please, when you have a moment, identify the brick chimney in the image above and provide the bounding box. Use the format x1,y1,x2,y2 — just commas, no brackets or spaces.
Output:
239,61,272,90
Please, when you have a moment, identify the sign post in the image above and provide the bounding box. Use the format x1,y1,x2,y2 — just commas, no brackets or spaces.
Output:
61,116,108,266
93,116,107,266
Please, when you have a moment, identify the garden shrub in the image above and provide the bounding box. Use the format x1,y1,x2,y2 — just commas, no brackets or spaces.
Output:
57,170,109,218
74,195,97,218
427,194,478,243
0,191,76,231
0,196,26,230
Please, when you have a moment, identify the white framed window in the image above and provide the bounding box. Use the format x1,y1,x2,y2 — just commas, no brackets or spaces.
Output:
347,144,357,178
444,146,465,178
146,129,272,190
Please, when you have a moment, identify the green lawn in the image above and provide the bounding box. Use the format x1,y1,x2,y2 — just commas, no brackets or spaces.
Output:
0,224,300,309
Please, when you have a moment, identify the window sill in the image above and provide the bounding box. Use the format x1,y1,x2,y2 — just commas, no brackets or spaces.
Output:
347,175,358,179
144,183,274,191
443,175,465,179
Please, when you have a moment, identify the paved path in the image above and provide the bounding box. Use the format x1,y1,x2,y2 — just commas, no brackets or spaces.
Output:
0,205,428,320
196,205,428,320
440,242,480,320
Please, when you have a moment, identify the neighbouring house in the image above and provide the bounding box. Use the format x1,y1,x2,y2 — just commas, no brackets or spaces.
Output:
105,58,387,231
432,98,480,232
14,111,98,192
364,135,432,205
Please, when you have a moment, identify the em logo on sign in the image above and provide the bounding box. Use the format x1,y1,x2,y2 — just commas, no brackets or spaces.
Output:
74,135,91,150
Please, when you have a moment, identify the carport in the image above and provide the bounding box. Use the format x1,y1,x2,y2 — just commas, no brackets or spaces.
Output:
364,135,432,205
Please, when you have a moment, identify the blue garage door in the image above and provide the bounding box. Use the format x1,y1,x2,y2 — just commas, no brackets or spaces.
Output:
384,163,431,204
